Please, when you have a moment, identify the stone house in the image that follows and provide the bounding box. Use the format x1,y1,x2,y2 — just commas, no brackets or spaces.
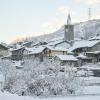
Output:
10,47,25,61
55,54,78,67
69,40,100,55
86,51,100,63
46,40,71,57
77,54,92,66
24,46,46,62
0,43,10,58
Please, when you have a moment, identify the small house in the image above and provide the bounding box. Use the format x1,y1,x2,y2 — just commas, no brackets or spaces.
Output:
24,46,46,62
0,43,10,58
86,50,100,63
46,40,71,57
68,40,100,55
10,46,25,61
77,54,92,66
55,55,78,66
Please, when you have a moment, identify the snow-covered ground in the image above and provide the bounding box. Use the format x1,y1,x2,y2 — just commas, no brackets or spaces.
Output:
0,92,100,100
83,86,100,95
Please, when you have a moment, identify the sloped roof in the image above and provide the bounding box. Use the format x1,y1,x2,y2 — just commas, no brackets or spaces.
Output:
56,55,78,61
86,50,100,54
28,46,46,55
46,40,71,52
88,35,100,41
68,40,100,52
0,43,9,49
9,46,24,51
48,37,64,43
46,45,68,52
77,54,88,59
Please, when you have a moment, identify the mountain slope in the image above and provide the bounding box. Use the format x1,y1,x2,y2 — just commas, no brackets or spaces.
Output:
21,19,100,44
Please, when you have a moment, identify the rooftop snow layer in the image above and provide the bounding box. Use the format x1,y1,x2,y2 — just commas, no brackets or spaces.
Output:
46,45,68,51
28,46,46,55
68,40,100,51
56,55,78,61
77,54,88,59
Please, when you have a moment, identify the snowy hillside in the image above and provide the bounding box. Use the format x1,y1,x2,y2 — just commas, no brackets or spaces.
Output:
74,19,100,39
21,19,100,44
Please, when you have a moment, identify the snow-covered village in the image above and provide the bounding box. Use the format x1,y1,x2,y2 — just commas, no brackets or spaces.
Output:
0,0,100,100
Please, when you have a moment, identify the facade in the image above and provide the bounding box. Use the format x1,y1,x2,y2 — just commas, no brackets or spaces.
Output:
89,41,100,52
77,54,92,66
46,40,71,57
55,55,78,67
0,43,10,57
23,46,46,62
86,51,100,63
69,40,100,55
11,47,25,61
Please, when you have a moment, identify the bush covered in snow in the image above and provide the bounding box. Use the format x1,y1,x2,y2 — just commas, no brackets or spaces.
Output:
0,58,83,96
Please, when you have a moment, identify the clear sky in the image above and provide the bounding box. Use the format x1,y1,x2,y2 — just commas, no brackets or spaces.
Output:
0,0,100,43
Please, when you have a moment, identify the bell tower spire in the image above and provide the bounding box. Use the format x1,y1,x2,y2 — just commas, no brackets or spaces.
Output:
67,13,71,25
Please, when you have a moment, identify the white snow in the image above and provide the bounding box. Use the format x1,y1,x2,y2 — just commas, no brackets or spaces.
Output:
69,40,100,51
0,42,9,49
77,54,88,59
48,40,70,49
86,50,100,54
9,46,24,51
89,35,100,41
46,45,68,51
0,92,100,100
56,55,78,61
28,46,46,55
83,86,100,95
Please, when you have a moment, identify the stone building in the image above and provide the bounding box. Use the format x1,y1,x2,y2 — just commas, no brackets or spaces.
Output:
0,43,10,58
55,54,78,67
10,46,25,61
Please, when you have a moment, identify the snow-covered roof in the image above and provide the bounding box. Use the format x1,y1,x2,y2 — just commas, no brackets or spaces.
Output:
46,45,68,52
0,91,100,100
0,43,9,49
22,41,32,45
86,50,100,54
56,55,78,61
46,40,71,52
89,35,100,41
48,37,64,43
77,54,88,59
9,44,24,51
28,46,46,55
68,40,100,52
48,39,64,46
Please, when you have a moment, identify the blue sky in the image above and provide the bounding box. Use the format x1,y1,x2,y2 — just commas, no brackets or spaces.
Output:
0,0,100,43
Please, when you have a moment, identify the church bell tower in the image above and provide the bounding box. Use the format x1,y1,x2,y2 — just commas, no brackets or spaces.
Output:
64,14,74,42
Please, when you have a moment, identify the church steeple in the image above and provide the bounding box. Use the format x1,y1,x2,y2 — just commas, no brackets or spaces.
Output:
67,13,71,25
64,13,74,42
